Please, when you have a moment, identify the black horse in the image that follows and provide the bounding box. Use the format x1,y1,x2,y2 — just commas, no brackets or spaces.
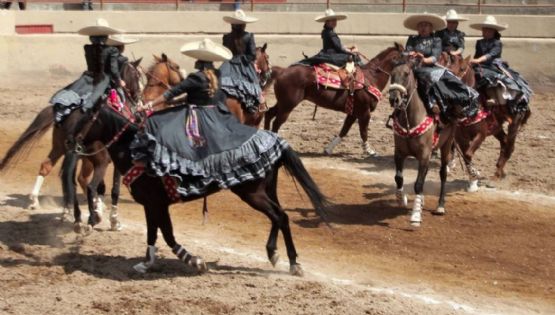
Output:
65,103,329,276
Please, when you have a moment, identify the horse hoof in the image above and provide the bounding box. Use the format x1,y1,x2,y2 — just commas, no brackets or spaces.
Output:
29,195,39,210
190,256,208,273
289,264,304,277
433,207,446,215
466,180,479,193
366,150,378,158
133,262,151,274
410,221,421,227
73,223,82,234
110,219,123,232
270,253,279,267
397,194,408,208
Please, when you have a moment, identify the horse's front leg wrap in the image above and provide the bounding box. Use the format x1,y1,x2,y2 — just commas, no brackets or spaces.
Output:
133,245,157,273
173,244,207,273
109,205,122,231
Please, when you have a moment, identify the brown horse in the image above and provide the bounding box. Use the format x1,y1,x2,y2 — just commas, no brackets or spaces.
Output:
264,44,403,157
0,60,143,231
388,56,456,227
142,46,272,128
446,54,531,190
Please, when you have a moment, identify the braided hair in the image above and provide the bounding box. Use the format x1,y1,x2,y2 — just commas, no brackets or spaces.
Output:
195,60,218,98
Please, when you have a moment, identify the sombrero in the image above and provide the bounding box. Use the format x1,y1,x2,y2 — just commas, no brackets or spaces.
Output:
403,13,447,31
315,9,347,22
223,10,259,24
180,38,233,62
106,34,139,46
78,18,123,36
470,15,508,31
443,9,468,22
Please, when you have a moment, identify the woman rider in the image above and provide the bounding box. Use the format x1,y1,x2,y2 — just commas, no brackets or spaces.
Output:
469,15,532,113
134,39,287,199
403,13,479,122
50,18,124,124
300,9,361,67
435,9,467,57
219,9,262,114
106,34,139,106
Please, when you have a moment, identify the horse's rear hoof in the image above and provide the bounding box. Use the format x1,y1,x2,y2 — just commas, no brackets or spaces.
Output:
290,264,304,277
29,195,39,210
410,221,421,227
433,207,446,216
466,180,479,193
190,256,208,273
270,253,279,267
133,262,151,274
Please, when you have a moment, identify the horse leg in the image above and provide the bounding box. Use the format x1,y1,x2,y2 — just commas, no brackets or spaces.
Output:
394,152,408,208
495,116,522,179
464,126,487,192
434,137,455,215
85,161,108,227
411,156,430,227
493,128,508,179
232,182,302,276
157,203,207,273
78,159,93,196
324,114,356,155
31,141,65,209
263,105,277,130
271,102,292,133
109,169,123,231
358,112,377,157
133,204,159,273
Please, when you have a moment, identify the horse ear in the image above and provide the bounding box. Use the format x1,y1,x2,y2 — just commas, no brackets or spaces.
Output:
153,54,161,62
131,57,143,68
262,43,267,53
161,53,168,62
394,42,404,52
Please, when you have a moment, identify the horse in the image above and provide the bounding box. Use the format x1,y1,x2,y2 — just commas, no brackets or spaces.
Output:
0,60,143,232
388,55,457,227
67,102,330,276
142,46,272,128
446,54,531,189
263,44,403,157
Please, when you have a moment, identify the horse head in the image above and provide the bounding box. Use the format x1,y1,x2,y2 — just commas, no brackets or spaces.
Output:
121,57,143,107
388,56,418,110
143,54,186,104
256,43,272,89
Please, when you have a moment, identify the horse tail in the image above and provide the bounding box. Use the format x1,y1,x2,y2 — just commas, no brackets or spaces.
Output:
280,147,331,222
0,106,54,172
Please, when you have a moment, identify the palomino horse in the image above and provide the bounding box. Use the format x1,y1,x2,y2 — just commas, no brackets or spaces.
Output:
446,55,531,190
68,103,329,275
388,56,456,227
0,60,143,232
264,44,403,157
142,46,272,128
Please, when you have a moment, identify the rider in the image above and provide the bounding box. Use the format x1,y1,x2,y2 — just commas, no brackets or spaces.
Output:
134,39,287,198
300,9,361,67
219,9,262,114
49,18,125,124
469,15,532,113
403,13,479,121
435,9,467,57
106,34,139,106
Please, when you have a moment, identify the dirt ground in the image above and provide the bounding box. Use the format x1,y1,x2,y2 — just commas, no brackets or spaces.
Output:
0,78,554,314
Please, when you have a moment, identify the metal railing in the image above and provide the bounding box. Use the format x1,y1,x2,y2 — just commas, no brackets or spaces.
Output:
19,0,555,14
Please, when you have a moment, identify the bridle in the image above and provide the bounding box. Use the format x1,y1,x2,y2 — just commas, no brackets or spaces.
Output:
256,51,272,88
388,63,418,129
142,61,184,90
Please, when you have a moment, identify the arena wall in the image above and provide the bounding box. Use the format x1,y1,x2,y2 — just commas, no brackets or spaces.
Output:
1,11,554,87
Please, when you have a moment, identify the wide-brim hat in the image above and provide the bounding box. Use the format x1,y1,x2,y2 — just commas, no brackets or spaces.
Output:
180,38,232,62
223,9,258,24
443,9,468,22
404,13,447,31
315,9,347,22
106,34,139,46
78,18,123,36
470,15,508,31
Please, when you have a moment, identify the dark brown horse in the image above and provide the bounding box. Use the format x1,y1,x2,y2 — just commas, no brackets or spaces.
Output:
0,60,143,232
142,47,272,128
264,44,403,157
67,102,329,275
388,55,456,227
446,54,531,190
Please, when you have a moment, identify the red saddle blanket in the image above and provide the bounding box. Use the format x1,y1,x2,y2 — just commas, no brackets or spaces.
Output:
313,64,382,102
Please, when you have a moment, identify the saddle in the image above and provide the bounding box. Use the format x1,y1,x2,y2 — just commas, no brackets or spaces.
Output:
314,62,362,91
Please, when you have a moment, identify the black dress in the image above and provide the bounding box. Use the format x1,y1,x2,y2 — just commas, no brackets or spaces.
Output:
219,30,262,111
434,28,465,53
50,44,121,123
130,70,288,197
300,25,357,67
473,38,532,113
405,35,478,120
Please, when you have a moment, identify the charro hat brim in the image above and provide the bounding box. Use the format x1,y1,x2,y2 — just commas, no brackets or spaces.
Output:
404,14,447,31
315,14,347,22
180,39,233,62
106,35,138,46
470,22,507,31
223,16,258,24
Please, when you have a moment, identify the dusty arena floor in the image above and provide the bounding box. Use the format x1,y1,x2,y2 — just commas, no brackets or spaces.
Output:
0,79,554,314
